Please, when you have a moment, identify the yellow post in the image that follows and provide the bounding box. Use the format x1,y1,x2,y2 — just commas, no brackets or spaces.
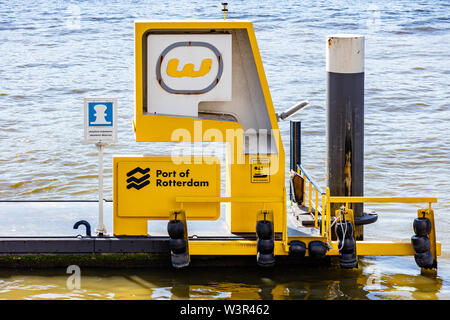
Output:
282,188,288,251
303,175,306,205
326,188,331,239
222,2,228,20
321,193,326,236
308,181,312,213
418,206,438,275
314,189,319,228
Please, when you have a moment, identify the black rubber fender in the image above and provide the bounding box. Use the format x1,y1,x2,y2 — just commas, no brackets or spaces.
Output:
339,252,358,269
308,241,327,259
335,221,354,239
316,213,376,228
167,220,185,239
256,252,275,267
289,241,306,258
256,220,273,239
338,237,356,254
413,218,431,236
171,252,190,268
354,213,378,226
169,238,187,254
414,251,434,269
411,235,430,253
257,238,274,254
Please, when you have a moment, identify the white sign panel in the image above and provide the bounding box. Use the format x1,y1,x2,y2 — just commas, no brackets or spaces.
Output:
147,34,232,117
84,97,117,144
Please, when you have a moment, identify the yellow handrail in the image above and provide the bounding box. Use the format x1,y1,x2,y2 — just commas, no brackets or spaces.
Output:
296,163,438,241
328,196,437,204
308,181,312,213
295,165,325,232
315,189,319,228
323,188,437,238
321,193,326,236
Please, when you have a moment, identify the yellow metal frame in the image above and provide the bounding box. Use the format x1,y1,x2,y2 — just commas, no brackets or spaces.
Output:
130,20,286,236
187,240,442,256
113,20,442,266
133,20,281,146
180,183,442,259
291,164,441,262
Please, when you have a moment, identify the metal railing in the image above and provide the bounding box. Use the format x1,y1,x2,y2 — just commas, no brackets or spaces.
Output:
295,164,328,236
295,163,438,242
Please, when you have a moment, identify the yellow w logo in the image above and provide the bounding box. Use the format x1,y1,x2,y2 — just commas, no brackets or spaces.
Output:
166,58,212,78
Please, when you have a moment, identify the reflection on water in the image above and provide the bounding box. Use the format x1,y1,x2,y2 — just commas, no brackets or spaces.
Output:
0,258,445,300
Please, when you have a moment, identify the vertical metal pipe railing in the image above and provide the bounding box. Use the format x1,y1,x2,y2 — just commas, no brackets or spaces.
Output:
296,164,328,237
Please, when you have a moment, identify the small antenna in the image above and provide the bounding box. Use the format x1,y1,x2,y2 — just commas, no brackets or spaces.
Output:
222,2,228,20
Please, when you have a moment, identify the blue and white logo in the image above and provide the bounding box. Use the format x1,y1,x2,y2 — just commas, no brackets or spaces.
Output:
88,102,113,127
84,97,117,144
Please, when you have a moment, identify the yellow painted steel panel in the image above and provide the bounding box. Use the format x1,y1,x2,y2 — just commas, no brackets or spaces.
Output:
187,240,441,256
188,240,288,256
132,20,287,237
115,156,220,220
176,196,282,203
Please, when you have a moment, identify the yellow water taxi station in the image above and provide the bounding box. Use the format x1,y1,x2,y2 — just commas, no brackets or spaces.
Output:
0,18,440,273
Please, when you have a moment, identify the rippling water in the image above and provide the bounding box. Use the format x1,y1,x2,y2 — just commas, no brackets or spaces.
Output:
0,0,449,299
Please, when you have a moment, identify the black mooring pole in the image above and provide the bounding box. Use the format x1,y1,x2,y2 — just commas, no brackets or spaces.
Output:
326,35,365,239
290,121,301,200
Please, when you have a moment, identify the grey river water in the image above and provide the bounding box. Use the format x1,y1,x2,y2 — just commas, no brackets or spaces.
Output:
0,0,449,299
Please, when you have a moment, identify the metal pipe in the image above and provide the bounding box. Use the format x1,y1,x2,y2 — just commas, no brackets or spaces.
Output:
73,220,92,237
290,121,301,200
326,34,365,239
290,121,301,171
296,164,323,194
96,143,107,236
280,101,309,121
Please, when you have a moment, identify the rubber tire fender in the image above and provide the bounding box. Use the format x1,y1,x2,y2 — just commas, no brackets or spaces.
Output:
411,235,430,253
338,237,356,254
289,241,306,258
413,218,431,237
256,220,273,240
308,241,327,259
257,252,275,267
335,221,354,239
414,251,434,269
257,238,274,254
354,213,378,226
169,238,187,254
339,252,358,269
167,220,185,239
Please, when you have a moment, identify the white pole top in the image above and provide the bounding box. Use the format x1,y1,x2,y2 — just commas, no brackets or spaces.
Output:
326,35,364,74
